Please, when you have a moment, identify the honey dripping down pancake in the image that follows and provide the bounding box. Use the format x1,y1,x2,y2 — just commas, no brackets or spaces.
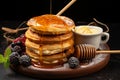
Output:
25,38,74,55
26,47,69,60
25,14,75,67
26,47,74,67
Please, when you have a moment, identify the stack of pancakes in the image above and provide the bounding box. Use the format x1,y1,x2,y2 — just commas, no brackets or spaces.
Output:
25,14,75,67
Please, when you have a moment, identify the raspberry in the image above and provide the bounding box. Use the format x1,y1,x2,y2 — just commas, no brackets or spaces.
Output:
13,37,21,43
68,57,79,69
9,52,20,65
13,34,26,46
19,55,31,67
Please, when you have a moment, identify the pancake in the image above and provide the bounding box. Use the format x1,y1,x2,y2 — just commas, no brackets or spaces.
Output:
26,46,69,56
25,27,73,44
27,14,75,35
25,38,74,55
26,46,74,60
25,14,75,67
26,47,74,65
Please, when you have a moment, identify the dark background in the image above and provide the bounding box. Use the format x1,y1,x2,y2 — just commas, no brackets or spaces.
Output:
0,0,119,23
0,0,120,49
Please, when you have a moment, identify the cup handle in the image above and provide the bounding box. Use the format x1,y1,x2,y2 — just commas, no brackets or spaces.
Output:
101,32,109,44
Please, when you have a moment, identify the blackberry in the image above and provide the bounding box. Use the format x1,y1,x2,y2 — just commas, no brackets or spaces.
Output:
11,45,22,53
11,41,22,47
68,57,79,69
9,52,20,65
11,42,16,48
16,41,23,47
19,55,31,67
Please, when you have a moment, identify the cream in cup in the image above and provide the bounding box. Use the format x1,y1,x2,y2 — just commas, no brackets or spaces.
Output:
72,25,109,49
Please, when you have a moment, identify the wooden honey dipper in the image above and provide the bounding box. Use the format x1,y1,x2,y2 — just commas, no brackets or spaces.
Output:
74,44,120,60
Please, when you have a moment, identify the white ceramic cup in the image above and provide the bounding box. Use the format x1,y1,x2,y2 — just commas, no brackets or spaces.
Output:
72,25,110,49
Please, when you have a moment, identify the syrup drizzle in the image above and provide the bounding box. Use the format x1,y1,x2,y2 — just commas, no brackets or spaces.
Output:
39,45,43,64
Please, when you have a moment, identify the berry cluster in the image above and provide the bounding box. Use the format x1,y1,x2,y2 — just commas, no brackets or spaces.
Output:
9,34,31,67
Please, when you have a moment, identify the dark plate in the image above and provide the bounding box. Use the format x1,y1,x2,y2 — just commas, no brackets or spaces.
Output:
7,44,110,79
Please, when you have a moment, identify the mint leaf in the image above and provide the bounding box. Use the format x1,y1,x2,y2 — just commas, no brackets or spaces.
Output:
4,47,11,58
4,47,12,68
0,54,4,63
0,47,12,69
